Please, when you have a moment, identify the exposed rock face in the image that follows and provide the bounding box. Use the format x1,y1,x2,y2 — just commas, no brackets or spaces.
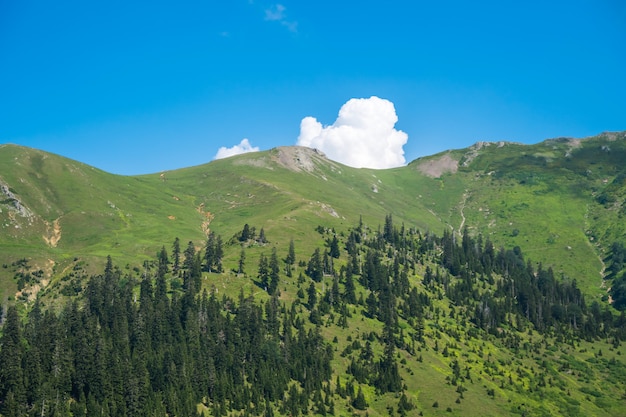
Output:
415,154,459,178
272,146,333,173
1,182,33,218
230,146,336,174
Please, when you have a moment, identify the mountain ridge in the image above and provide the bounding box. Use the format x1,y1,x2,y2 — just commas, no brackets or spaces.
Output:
1,132,625,297
2,132,626,416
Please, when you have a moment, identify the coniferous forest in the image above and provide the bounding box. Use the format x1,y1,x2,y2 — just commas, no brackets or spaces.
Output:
1,215,626,416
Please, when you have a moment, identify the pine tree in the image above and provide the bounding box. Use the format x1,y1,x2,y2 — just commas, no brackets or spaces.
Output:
322,250,333,276
172,237,181,274
306,248,323,282
384,213,394,244
307,282,317,310
344,268,357,304
215,235,224,272
269,247,280,295
366,292,378,318
258,254,270,290
286,239,296,277
158,245,169,277
238,248,246,275
183,241,196,271
240,224,251,242
352,386,368,410
204,232,216,272
329,235,340,259
330,275,340,308
286,239,296,266
375,320,402,393
0,306,25,415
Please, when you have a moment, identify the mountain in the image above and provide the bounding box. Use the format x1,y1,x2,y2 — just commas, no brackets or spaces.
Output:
2,133,625,300
1,132,626,416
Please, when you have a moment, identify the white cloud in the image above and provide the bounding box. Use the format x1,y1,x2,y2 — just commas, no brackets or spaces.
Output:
297,96,408,169
214,138,259,160
264,4,286,21
264,4,297,32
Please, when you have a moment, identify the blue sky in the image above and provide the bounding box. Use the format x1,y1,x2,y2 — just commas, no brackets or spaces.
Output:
1,0,624,174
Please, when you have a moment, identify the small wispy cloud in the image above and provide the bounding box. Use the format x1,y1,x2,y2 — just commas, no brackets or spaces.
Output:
280,20,297,33
264,4,286,21
264,4,297,32
214,138,260,160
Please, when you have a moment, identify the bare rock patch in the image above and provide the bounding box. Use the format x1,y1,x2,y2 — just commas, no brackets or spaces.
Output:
415,154,459,178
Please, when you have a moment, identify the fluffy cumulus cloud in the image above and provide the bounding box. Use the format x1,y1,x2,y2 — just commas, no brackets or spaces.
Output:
214,138,259,160
297,96,408,169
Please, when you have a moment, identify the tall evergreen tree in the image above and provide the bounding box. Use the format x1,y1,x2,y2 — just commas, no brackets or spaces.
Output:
215,235,224,273
329,235,340,259
238,248,246,275
0,306,25,416
258,253,270,290
286,238,296,277
343,267,357,304
306,248,323,282
269,247,280,295
383,213,394,244
172,237,181,274
204,232,216,272
240,224,251,242
286,239,296,266
307,282,317,310
352,386,368,410
158,245,169,278
183,241,196,271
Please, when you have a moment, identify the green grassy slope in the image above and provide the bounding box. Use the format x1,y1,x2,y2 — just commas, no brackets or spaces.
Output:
1,133,625,302
1,133,626,416
0,144,204,300
453,133,626,298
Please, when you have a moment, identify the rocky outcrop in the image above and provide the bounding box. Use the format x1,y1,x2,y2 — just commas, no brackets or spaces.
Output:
0,182,33,218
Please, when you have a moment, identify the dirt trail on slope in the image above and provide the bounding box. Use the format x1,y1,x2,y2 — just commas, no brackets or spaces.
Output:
197,203,215,236
457,191,469,238
43,218,62,247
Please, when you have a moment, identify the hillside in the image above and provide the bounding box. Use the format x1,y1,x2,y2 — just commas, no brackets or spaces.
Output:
2,133,625,301
1,132,626,416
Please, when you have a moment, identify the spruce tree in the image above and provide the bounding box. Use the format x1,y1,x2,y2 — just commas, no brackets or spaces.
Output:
258,254,269,290
352,386,368,410
215,235,224,272
269,247,280,295
204,232,216,272
172,237,181,274
286,239,296,265
344,267,357,304
329,235,340,258
286,238,296,277
0,306,25,415
238,248,246,275
306,248,323,282
307,282,317,310
158,245,169,277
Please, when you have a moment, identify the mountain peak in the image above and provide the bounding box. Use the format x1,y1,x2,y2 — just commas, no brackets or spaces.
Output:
223,145,335,174
270,146,333,172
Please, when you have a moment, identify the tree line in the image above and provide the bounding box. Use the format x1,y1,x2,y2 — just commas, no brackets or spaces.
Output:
2,213,625,416
0,250,333,417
